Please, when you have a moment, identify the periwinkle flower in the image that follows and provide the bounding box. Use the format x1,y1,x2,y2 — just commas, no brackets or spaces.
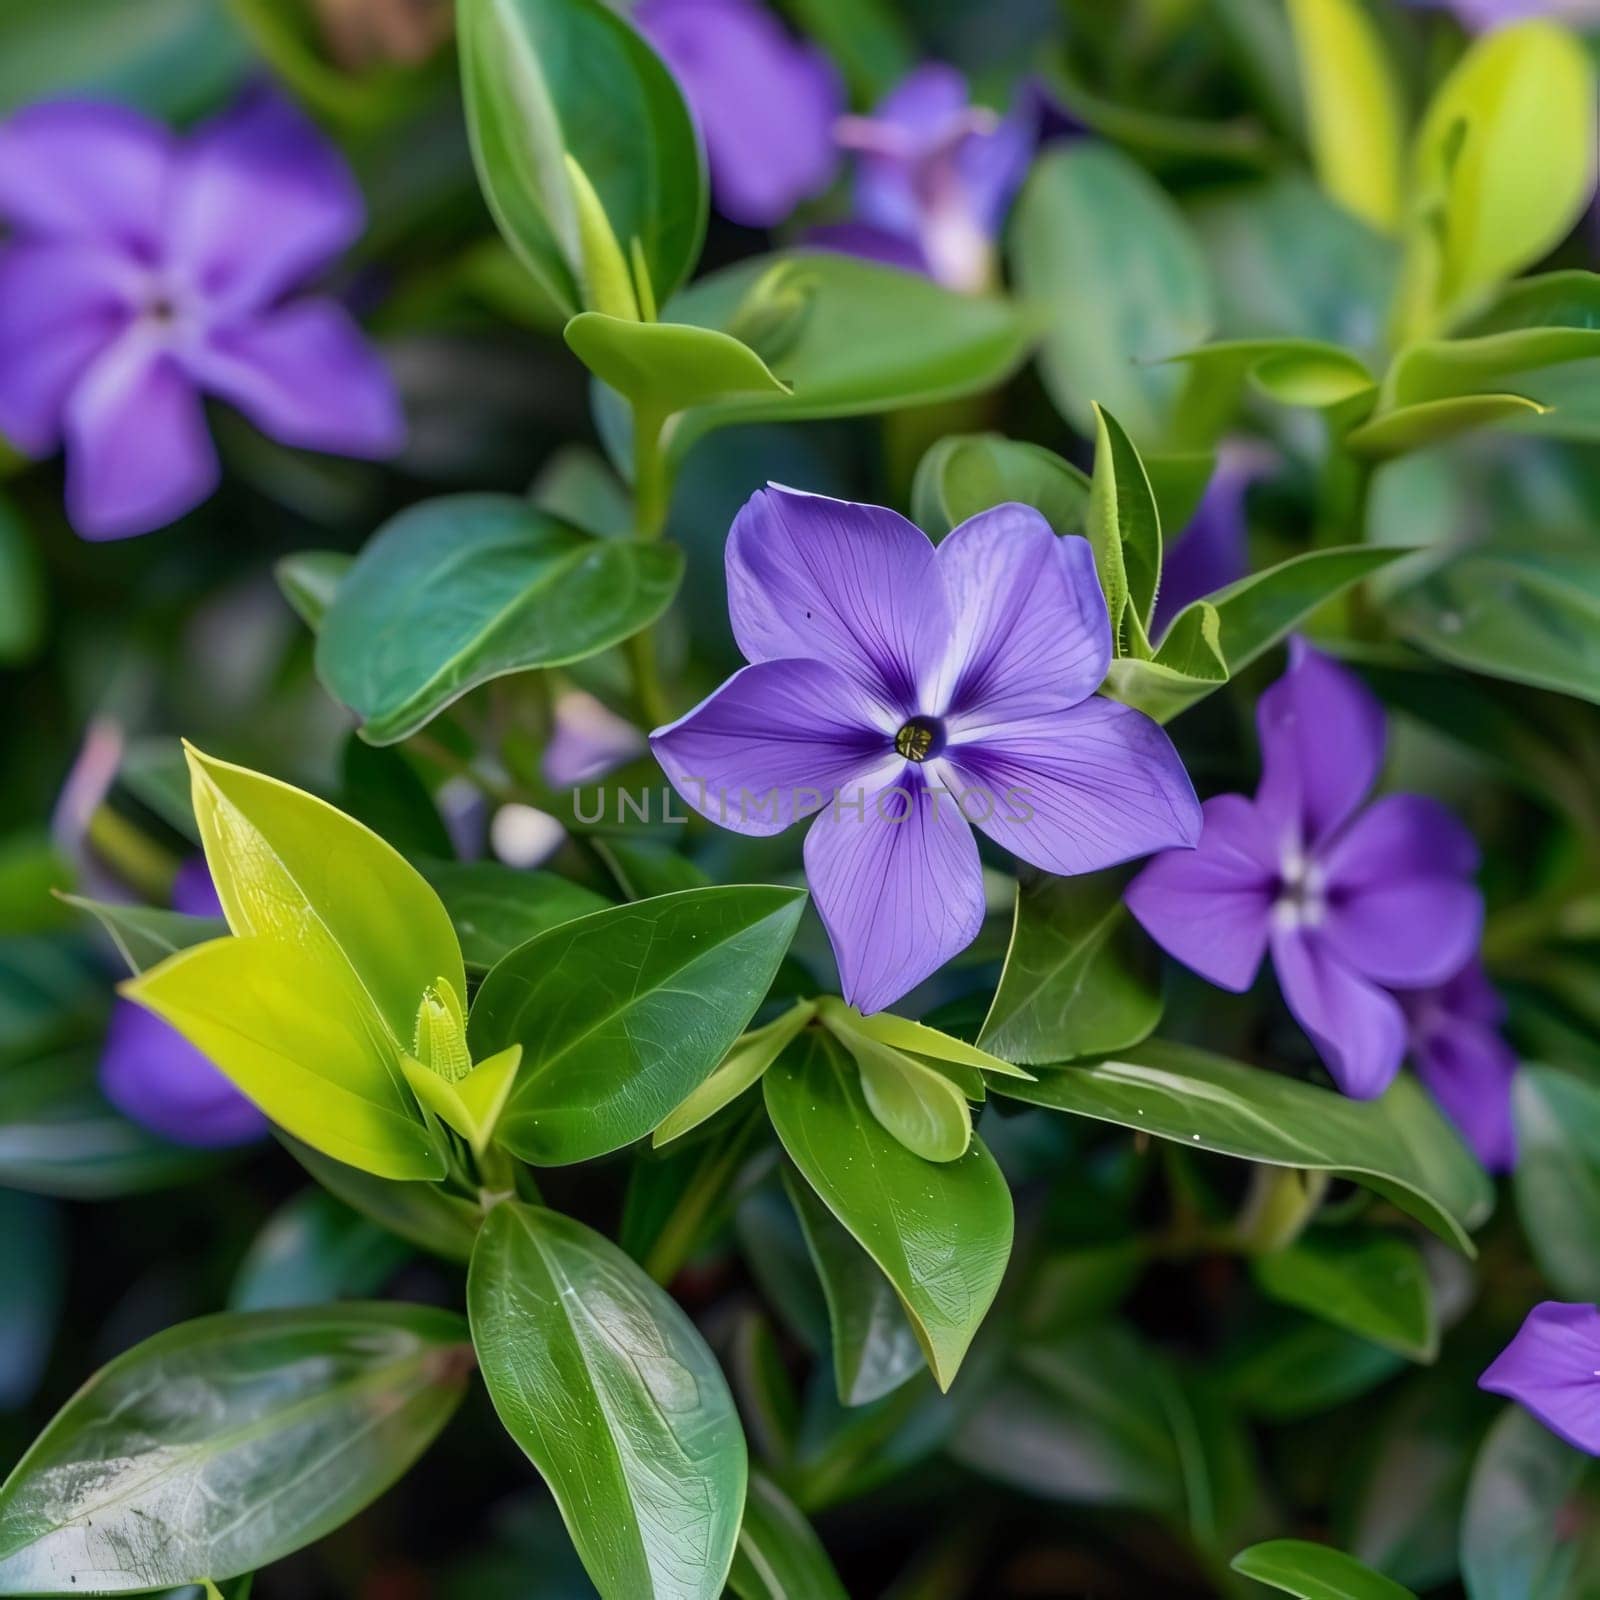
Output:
818,64,1034,292
651,486,1201,1013
1481,1301,1600,1453
99,860,265,1147
1126,642,1484,1099
542,689,646,790
634,0,842,228
1418,0,1600,27
1399,957,1518,1171
0,89,404,540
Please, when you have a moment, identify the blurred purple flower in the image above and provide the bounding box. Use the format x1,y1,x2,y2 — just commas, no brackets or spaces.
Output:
1151,444,1272,638
1127,642,1484,1099
100,860,265,1147
652,487,1200,1013
0,89,403,540
1417,0,1600,28
816,64,1034,292
1481,1301,1600,1453
542,689,646,790
1399,957,1519,1171
635,0,842,228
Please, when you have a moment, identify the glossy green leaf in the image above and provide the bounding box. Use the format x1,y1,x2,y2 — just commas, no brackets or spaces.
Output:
59,894,226,975
653,1000,815,1147
911,433,1091,539
1512,1065,1600,1299
1088,405,1163,656
470,886,806,1164
317,496,683,745
273,549,350,632
456,0,705,315
1394,547,1600,703
764,1029,1013,1390
402,1043,523,1159
566,313,789,416
782,1168,923,1409
821,1011,973,1163
1012,143,1214,443
1285,0,1404,233
228,1188,411,1312
1385,334,1600,414
1252,1231,1437,1361
979,871,1162,1065
1231,1539,1418,1599
468,1201,746,1600
1222,1313,1407,1423
0,1304,472,1593
728,1470,848,1600
1171,338,1376,444
1408,20,1597,317
1345,392,1545,456
422,862,609,973
818,1000,1031,1080
999,1041,1493,1254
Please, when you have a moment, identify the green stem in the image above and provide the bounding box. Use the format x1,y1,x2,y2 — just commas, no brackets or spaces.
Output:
1232,1165,1329,1255
626,404,673,727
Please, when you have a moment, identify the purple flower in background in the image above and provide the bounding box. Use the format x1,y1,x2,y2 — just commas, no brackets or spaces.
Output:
816,64,1034,292
635,0,842,228
1481,1302,1600,1454
0,89,403,540
100,860,265,1146
542,689,646,789
1416,0,1600,28
652,487,1200,1013
1400,957,1519,1170
1127,642,1483,1098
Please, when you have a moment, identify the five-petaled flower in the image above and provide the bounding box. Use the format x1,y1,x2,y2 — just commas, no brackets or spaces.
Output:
651,486,1202,1014
0,89,404,539
1481,1301,1600,1455
1126,641,1485,1100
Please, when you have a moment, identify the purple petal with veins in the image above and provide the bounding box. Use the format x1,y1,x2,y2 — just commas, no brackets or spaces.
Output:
1481,1302,1600,1455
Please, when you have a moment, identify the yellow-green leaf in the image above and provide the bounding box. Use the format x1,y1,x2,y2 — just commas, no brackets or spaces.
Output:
400,1045,522,1160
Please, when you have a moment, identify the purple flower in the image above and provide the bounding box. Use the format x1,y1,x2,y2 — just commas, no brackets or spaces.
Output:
634,0,842,228
542,689,646,790
0,89,403,540
99,860,265,1147
1126,642,1484,1099
650,487,1201,1013
1415,0,1600,28
1399,957,1519,1171
1481,1302,1600,1454
818,64,1034,292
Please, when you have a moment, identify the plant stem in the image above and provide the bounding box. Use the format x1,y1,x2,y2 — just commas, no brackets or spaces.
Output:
627,404,673,728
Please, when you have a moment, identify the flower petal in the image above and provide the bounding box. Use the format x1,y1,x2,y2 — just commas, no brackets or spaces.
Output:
0,241,130,454
0,100,173,249
543,690,646,790
635,0,841,227
100,998,266,1148
169,88,365,314
182,298,404,458
1480,1302,1600,1455
943,697,1201,877
805,220,929,275
1319,794,1483,987
1151,441,1271,637
653,658,893,837
63,337,218,540
726,485,948,714
1124,793,1278,992
1257,640,1385,848
170,858,223,919
934,509,1110,723
804,764,984,1014
1271,927,1406,1099
1413,1013,1518,1173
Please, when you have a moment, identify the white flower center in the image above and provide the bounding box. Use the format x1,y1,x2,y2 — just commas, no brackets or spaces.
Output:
1273,847,1326,931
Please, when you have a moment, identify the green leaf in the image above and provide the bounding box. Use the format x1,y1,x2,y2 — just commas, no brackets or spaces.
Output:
1251,1231,1437,1361
0,497,43,665
1231,1538,1419,1599
820,1010,973,1163
653,1000,815,1147
1088,405,1163,656
999,1041,1493,1255
979,871,1162,1066
422,862,610,973
1011,143,1214,443
316,495,683,745
911,433,1091,539
1407,20,1597,319
1285,0,1405,233
58,894,226,975
565,313,790,416
469,886,806,1164
456,0,705,316
273,550,350,632
595,838,713,899
228,1188,411,1312
782,1168,923,1409
468,1202,746,1600
1461,1404,1600,1600
818,1000,1032,1080
1512,1065,1600,1300
763,1029,1013,1390
1171,338,1377,444
1394,547,1600,702
1222,1312,1407,1423
402,1043,523,1159
728,1470,848,1600
1344,392,1545,456
0,1304,471,1593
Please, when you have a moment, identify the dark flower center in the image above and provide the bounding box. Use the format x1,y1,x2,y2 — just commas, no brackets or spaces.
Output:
894,715,946,763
